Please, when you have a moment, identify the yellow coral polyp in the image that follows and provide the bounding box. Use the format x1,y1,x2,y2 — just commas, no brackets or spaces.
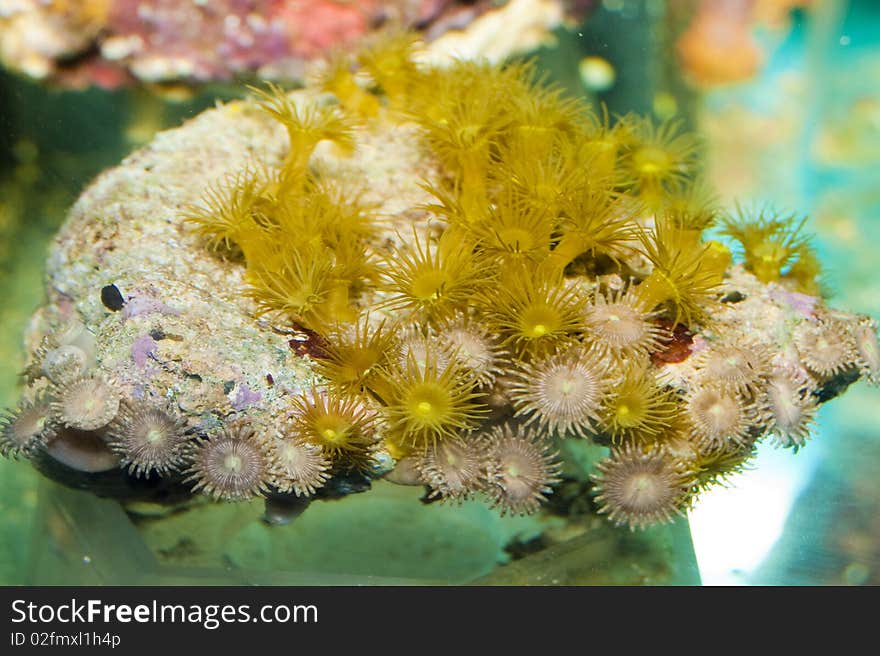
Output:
615,403,636,424
316,53,381,118
493,137,587,215
290,392,377,469
636,216,724,326
410,270,446,300
380,352,487,447
787,245,825,296
661,179,720,231
246,250,334,328
379,229,489,320
581,109,630,181
357,30,422,106
420,110,499,212
183,168,268,254
721,208,816,290
315,316,397,392
633,146,673,176
252,83,357,180
487,276,580,353
548,190,637,272
408,387,451,423
498,227,537,254
600,366,679,442
503,61,588,135
619,117,700,201
753,242,790,281
470,192,556,267
692,445,756,494
701,240,732,283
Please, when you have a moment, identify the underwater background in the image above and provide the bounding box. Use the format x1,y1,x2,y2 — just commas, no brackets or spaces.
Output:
1,0,878,585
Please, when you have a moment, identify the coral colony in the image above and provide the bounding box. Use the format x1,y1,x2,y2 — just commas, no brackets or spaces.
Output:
0,0,446,85
3,32,878,531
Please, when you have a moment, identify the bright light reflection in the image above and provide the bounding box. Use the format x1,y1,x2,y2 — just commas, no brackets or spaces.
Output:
688,441,822,585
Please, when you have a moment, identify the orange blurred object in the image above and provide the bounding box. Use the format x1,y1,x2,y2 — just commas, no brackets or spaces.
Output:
676,0,763,87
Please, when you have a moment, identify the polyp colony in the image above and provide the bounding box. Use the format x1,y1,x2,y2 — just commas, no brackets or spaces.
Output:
4,33,879,530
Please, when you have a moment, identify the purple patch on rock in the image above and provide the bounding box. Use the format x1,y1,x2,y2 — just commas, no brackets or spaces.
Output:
690,334,710,354
231,383,262,411
132,334,158,368
122,294,182,319
771,288,818,317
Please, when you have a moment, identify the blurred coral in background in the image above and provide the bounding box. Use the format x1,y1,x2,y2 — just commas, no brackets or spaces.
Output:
0,0,592,88
676,0,812,87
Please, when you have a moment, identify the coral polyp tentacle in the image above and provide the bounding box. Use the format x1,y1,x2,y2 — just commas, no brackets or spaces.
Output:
508,347,609,439
796,318,858,378
582,286,666,359
1,395,57,458
379,351,488,448
762,374,818,449
850,318,880,385
106,399,192,477
289,390,378,472
684,384,754,450
691,340,771,395
600,365,680,443
185,424,271,501
416,437,484,502
592,444,695,531
51,374,120,432
483,423,562,516
267,436,331,496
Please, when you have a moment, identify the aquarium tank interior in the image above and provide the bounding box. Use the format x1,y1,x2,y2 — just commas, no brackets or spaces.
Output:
0,0,878,587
